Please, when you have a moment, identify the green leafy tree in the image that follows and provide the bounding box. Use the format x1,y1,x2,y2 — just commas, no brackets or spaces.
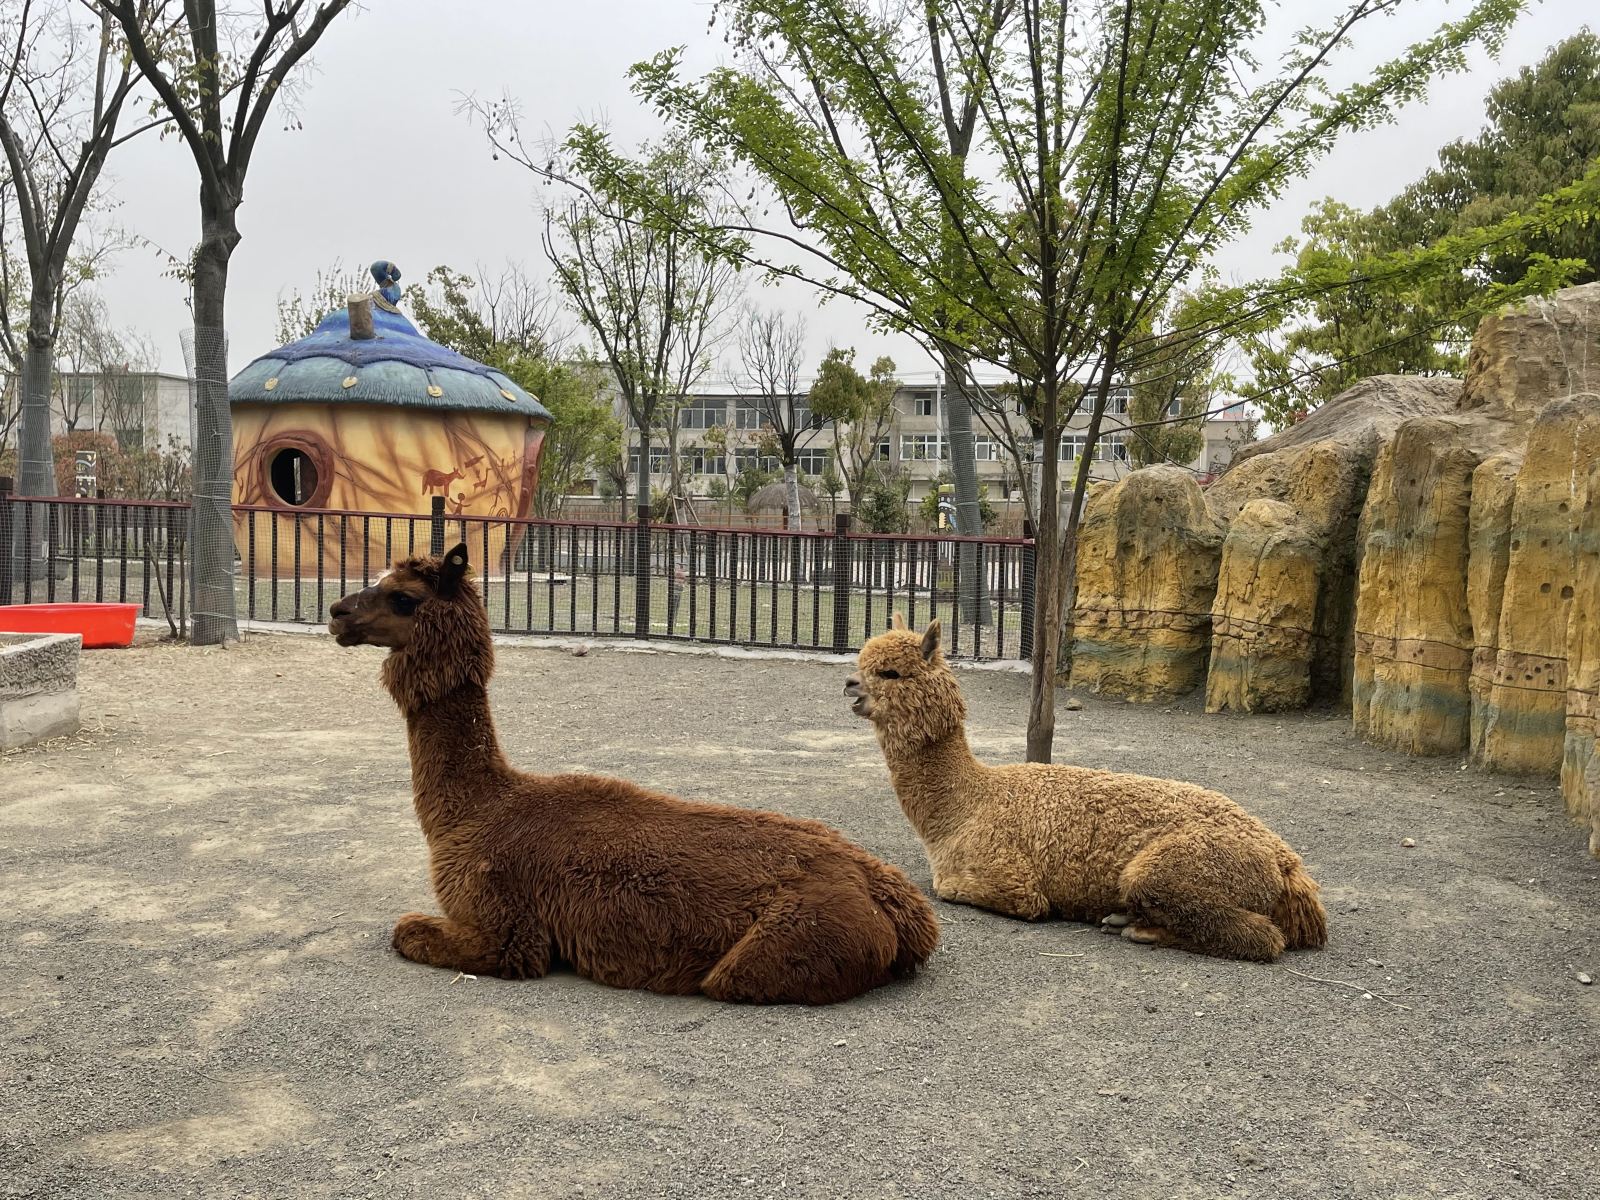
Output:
806,347,897,517
1250,33,1600,422
500,0,1527,759
1125,300,1216,469
856,466,912,534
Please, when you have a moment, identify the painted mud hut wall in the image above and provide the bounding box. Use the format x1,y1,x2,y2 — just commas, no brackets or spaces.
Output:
1065,282,1600,857
229,264,551,578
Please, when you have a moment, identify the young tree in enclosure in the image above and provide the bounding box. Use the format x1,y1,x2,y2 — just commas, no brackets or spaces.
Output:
466,127,741,522
97,0,355,644
806,347,898,519
592,0,1527,760
736,307,817,529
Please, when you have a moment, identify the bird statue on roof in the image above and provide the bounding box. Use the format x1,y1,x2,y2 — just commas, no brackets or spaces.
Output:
371,260,403,308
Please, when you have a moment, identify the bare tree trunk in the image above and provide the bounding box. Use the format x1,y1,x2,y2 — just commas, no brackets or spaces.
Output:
941,353,990,624
783,460,801,531
187,203,241,645
17,301,56,499
1026,404,1064,763
634,423,652,512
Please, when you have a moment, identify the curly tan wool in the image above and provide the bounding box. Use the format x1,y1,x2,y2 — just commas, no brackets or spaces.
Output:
328,544,938,1005
846,616,1327,962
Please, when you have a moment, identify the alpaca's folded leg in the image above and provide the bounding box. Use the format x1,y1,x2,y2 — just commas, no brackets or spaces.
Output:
701,889,897,1005
392,912,545,979
1117,836,1285,963
934,868,1050,921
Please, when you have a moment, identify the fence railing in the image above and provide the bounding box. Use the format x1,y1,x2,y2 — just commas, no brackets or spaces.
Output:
1,490,1036,661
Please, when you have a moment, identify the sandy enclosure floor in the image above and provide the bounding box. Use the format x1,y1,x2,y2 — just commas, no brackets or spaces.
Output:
2,631,1597,1199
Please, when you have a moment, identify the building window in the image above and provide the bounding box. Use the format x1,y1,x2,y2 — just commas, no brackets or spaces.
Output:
972,436,1000,462
1166,398,1182,418
733,449,780,474
796,449,828,475
900,434,946,461
677,395,727,430
690,451,726,477
734,400,765,430
908,391,934,416
628,449,674,475
874,438,891,461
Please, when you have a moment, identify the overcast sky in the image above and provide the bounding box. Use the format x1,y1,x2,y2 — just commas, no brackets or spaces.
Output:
89,0,1593,388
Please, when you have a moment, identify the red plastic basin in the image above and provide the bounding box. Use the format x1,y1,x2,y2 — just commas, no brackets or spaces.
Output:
0,603,139,648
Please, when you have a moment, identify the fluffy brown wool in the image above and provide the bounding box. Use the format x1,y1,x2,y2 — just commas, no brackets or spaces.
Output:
328,544,938,1004
846,616,1327,962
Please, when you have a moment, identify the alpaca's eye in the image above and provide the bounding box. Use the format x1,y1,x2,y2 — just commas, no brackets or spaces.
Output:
879,668,900,680
391,593,420,616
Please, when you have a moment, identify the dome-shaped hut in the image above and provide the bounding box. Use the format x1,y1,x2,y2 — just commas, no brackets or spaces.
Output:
229,261,551,578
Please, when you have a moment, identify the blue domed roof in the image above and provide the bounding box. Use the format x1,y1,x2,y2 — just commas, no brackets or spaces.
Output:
229,261,552,422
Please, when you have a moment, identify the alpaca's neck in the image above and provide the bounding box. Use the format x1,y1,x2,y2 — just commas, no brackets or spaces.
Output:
877,724,984,846
403,681,510,841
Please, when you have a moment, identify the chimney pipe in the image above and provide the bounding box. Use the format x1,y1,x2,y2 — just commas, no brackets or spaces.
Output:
348,294,375,341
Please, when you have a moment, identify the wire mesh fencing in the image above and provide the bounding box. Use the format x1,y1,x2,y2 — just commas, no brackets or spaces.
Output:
2,491,1036,662
181,326,239,645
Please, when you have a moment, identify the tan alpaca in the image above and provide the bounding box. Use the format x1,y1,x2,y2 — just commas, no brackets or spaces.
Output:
846,616,1327,962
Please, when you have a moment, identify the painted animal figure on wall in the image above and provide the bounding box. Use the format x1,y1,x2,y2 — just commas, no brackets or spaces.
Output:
420,466,464,494
846,615,1327,963
328,546,939,1004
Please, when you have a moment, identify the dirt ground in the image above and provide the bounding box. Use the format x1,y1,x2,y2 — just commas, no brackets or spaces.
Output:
2,630,1597,1199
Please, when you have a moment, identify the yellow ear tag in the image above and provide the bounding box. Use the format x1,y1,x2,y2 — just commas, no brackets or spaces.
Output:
450,554,464,566
342,375,358,389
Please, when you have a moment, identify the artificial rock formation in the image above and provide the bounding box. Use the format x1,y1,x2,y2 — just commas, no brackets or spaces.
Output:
1206,499,1320,713
1466,451,1523,761
1070,466,1222,701
1474,396,1600,774
1352,416,1512,755
1058,282,1600,858
1562,457,1600,855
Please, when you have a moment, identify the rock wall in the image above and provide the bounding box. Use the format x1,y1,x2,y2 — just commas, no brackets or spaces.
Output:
1474,397,1600,774
1562,457,1600,856
1058,282,1600,858
1467,451,1523,760
1205,500,1319,712
1069,466,1222,701
1352,417,1505,755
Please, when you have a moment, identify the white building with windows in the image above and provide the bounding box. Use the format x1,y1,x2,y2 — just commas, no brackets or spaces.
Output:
44,370,192,449
602,373,1254,515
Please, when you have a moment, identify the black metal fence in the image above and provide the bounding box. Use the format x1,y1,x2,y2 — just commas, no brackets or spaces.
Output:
2,489,1036,661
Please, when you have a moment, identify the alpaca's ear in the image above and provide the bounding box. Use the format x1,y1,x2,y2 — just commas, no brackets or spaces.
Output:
920,619,941,661
890,611,907,631
438,542,470,597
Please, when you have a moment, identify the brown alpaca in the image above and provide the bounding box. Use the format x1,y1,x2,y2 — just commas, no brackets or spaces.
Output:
845,616,1327,963
328,544,938,1004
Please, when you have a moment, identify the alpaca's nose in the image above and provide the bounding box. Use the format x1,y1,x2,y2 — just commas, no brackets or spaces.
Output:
330,596,354,619
844,673,862,697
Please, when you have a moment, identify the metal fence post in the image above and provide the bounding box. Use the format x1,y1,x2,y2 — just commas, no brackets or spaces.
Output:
0,476,13,604
429,496,446,556
634,504,651,638
1020,519,1036,660
830,513,851,654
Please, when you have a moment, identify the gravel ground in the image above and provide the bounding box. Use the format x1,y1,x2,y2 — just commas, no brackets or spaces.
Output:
2,630,1597,1199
